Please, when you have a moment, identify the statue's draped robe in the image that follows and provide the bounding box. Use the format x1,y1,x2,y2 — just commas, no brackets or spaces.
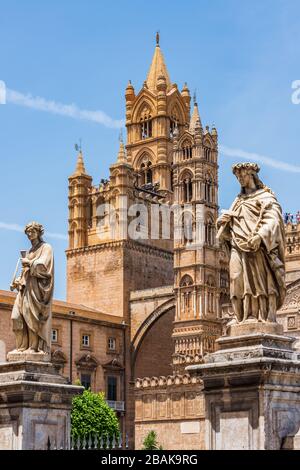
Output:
221,188,286,310
12,242,54,351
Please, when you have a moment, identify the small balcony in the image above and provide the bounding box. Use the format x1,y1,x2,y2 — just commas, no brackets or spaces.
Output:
106,400,125,412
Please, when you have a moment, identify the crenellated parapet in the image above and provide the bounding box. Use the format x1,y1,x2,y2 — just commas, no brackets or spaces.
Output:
135,373,202,389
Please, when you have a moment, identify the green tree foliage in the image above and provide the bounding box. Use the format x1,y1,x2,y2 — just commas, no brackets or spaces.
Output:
142,430,163,450
71,389,120,440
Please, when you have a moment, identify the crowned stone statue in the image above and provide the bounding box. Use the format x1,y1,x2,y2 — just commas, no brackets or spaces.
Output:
9,222,54,358
217,163,286,325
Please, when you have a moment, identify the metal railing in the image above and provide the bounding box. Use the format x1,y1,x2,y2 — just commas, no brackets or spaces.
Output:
46,432,129,450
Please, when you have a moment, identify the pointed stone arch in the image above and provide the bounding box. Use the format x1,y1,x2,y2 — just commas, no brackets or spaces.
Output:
132,92,156,122
180,274,194,287
131,298,176,380
133,147,156,171
167,92,189,123
69,221,78,249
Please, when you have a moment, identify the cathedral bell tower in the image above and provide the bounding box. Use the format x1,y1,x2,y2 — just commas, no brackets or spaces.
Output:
125,33,190,198
171,96,222,373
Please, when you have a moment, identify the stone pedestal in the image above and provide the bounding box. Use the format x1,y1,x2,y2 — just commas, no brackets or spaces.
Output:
187,323,300,450
0,361,83,450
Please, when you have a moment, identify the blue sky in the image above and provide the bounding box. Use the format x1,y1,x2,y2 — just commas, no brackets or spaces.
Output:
0,0,300,300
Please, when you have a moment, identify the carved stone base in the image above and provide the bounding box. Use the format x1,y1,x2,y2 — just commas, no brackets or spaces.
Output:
187,329,300,449
227,320,283,337
0,361,83,450
7,350,51,363
212,332,296,362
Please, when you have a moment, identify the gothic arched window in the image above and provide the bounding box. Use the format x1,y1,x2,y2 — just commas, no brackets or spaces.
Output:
180,275,193,287
204,176,213,203
181,140,193,159
140,112,152,140
69,222,78,249
170,106,180,138
205,216,215,246
183,179,193,202
180,275,194,317
87,198,93,228
181,211,194,245
204,146,212,161
220,269,229,289
140,160,153,185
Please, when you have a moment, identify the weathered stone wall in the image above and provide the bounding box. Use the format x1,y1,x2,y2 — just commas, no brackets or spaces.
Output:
135,375,205,450
67,241,174,319
66,243,124,315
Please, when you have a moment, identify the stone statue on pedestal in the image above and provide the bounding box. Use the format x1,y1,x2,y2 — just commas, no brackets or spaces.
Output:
9,222,54,357
188,164,300,450
217,162,286,324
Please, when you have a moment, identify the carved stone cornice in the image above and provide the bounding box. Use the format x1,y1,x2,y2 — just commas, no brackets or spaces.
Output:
66,239,174,260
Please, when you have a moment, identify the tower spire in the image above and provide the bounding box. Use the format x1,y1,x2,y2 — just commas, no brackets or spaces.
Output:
117,130,126,163
73,143,87,176
193,90,197,105
146,33,171,92
189,99,202,133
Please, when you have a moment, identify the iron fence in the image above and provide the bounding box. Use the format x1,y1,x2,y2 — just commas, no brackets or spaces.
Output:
47,433,129,450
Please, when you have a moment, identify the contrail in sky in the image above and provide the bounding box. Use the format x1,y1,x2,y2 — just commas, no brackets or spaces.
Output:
0,222,67,240
6,88,124,129
219,145,300,173
5,88,299,173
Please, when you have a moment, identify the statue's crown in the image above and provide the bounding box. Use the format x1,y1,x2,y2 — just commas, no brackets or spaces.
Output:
24,221,44,235
232,162,260,175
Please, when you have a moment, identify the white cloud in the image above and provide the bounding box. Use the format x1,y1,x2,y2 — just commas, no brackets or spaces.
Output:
219,144,300,173
6,88,124,129
0,222,67,241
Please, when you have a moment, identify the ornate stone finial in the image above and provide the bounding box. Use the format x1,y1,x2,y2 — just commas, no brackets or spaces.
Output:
74,149,86,176
193,90,197,105
117,131,126,163
156,31,160,46
211,124,218,137
189,100,202,134
125,80,135,101
181,82,190,95
73,139,86,175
